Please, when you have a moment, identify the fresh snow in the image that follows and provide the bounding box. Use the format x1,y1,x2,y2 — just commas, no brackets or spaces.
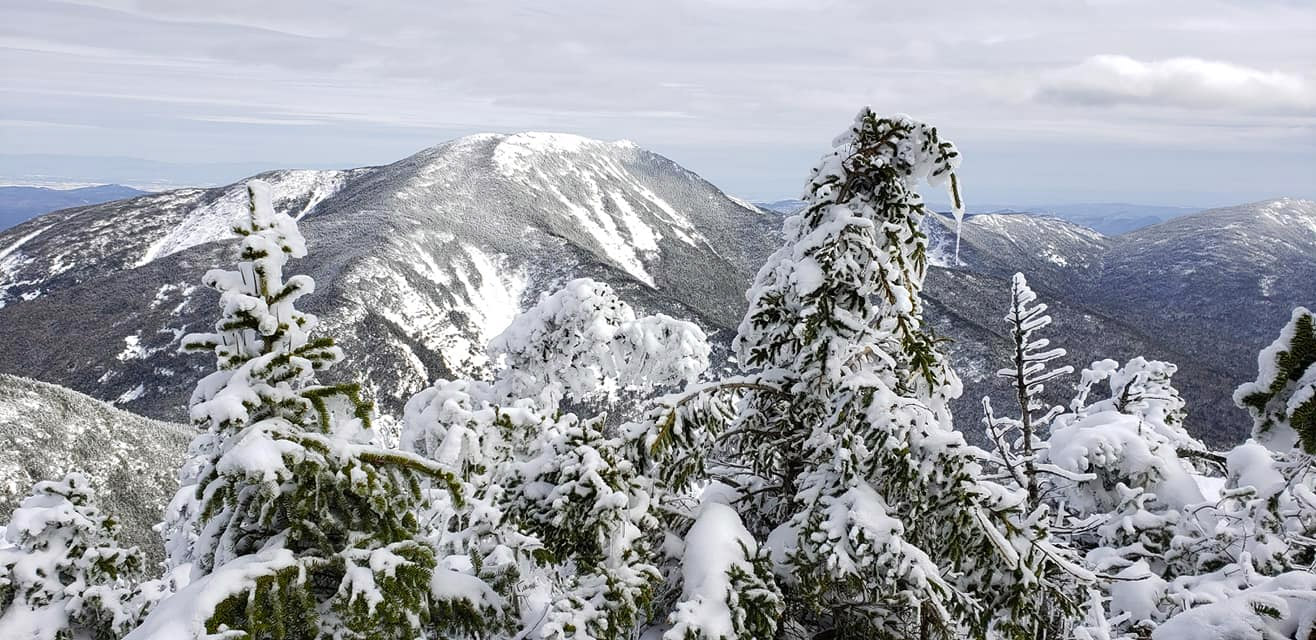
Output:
489,131,705,286
133,170,347,268
0,225,48,263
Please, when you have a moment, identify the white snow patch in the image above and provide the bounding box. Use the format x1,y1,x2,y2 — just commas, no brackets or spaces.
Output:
134,170,347,267
0,225,48,264
114,384,145,405
116,335,147,361
609,191,661,253
726,194,763,213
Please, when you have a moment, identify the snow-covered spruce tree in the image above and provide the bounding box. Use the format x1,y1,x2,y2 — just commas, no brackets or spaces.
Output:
1235,306,1316,454
400,278,710,639
134,181,484,639
0,473,141,640
982,272,1073,508
639,109,1088,639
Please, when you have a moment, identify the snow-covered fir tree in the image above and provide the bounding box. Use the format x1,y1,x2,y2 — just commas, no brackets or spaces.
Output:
982,271,1073,508
1235,306,1316,454
132,180,487,639
637,109,1089,640
0,473,141,640
400,277,710,639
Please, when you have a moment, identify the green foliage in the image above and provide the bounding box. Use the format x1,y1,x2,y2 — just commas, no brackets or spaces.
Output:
510,416,660,639
154,181,492,640
1239,309,1316,453
0,473,142,640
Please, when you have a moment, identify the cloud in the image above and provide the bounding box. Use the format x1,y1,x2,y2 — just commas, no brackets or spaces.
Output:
188,115,325,126
4,0,1315,201
1036,55,1315,112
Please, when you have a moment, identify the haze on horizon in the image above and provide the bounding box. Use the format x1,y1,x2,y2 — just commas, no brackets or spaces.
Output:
1,0,1313,206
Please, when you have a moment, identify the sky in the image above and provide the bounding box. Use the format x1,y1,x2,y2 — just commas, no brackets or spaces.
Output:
1,0,1314,205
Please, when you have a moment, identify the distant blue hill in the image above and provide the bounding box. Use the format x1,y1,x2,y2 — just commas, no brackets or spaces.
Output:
0,184,148,231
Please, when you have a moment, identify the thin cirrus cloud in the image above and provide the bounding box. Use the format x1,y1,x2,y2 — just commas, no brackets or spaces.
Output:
1036,55,1315,113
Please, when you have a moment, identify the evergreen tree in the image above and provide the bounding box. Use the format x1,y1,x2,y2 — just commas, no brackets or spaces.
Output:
0,473,141,640
1235,306,1316,454
982,272,1073,508
135,180,484,639
400,277,710,639
640,109,1088,639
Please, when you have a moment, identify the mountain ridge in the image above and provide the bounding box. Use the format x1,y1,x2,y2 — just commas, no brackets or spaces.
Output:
0,134,1310,446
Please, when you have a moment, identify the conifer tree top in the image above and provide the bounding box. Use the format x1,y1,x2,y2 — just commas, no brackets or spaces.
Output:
735,108,963,403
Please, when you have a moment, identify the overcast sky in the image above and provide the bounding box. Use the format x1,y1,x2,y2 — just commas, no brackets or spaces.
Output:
2,0,1314,204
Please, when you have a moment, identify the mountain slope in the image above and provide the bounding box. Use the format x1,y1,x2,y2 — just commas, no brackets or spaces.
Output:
1083,198,1316,377
0,374,189,562
0,184,149,231
0,133,779,423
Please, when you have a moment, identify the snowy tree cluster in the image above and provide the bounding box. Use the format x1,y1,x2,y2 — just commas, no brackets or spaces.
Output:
2,111,1313,639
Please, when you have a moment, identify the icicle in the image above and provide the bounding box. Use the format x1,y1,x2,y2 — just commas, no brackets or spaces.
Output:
949,173,965,265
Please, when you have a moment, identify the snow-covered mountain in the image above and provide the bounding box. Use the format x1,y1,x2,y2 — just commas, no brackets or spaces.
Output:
926,200,1316,443
0,133,779,423
1083,198,1316,378
0,374,189,562
0,133,1309,447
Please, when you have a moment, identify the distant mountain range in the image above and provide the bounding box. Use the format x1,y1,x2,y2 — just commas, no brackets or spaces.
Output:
1,134,1311,464
0,184,149,231
755,199,1204,235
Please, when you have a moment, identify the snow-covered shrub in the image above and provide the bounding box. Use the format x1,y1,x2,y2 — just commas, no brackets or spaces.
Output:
1069,357,1202,455
0,473,141,640
1154,571,1316,640
636,109,1088,639
399,277,710,639
135,181,486,639
489,278,709,407
1052,309,1316,638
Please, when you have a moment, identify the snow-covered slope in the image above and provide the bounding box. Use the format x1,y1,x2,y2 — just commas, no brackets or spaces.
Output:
1084,198,1316,377
925,212,1110,288
0,134,777,422
0,374,190,562
0,184,149,232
